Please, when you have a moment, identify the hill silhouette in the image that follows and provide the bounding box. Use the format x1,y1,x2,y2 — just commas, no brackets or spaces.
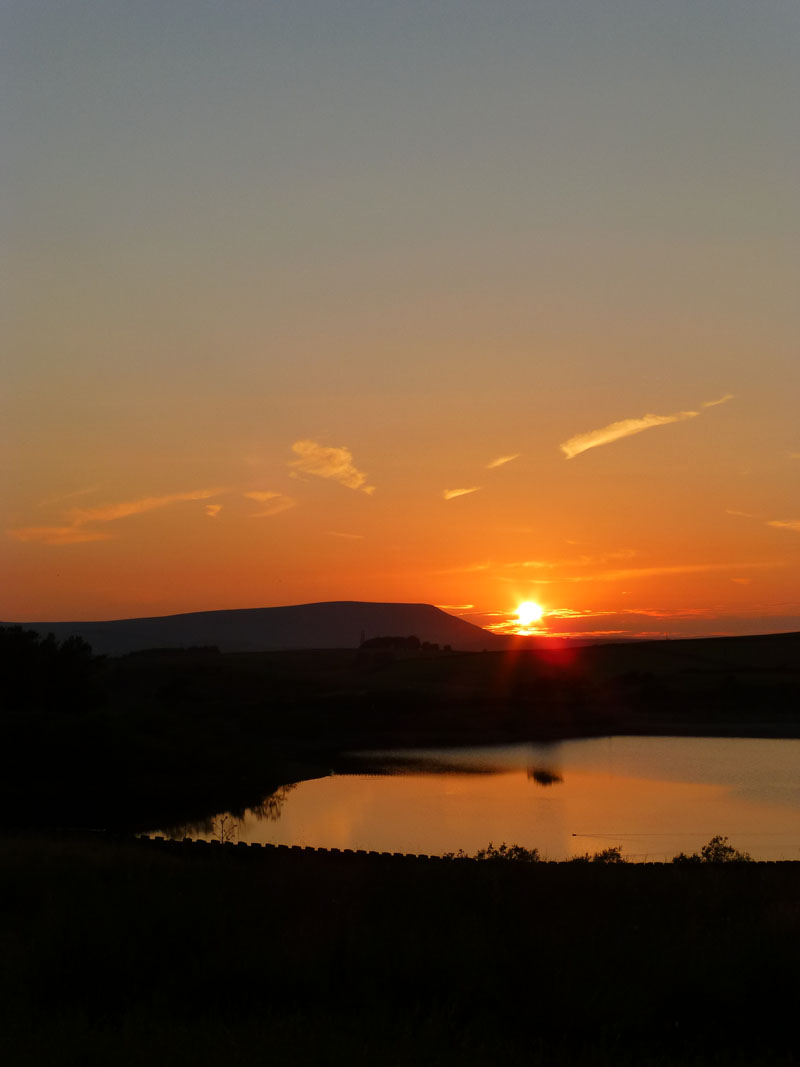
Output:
6,601,509,656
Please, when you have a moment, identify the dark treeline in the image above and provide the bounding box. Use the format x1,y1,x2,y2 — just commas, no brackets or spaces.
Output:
359,633,452,652
1,625,97,713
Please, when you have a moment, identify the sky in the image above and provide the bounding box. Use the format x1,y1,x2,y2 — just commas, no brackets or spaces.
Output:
3,1,799,638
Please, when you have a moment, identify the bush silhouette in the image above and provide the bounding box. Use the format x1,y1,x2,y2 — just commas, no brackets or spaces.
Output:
569,846,626,864
444,842,541,862
673,835,752,864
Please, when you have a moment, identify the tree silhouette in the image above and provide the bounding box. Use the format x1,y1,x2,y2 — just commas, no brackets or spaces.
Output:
673,835,752,863
0,626,94,712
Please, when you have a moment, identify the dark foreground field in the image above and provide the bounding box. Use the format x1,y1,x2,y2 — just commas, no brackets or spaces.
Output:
2,833,798,1066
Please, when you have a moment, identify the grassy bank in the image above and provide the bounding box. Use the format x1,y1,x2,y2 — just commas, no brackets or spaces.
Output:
2,833,798,1065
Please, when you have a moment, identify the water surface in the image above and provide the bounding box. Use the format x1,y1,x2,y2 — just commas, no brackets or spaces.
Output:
164,736,800,861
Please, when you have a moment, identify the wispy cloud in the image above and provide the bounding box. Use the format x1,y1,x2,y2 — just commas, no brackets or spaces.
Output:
254,498,296,517
451,557,778,585
205,504,222,518
244,491,283,502
328,531,365,540
9,525,112,545
513,549,637,571
728,508,800,535
435,603,475,612
564,561,777,583
289,439,374,493
484,604,720,635
443,487,481,500
485,454,520,470
560,394,733,459
70,489,222,525
243,491,296,517
9,488,225,545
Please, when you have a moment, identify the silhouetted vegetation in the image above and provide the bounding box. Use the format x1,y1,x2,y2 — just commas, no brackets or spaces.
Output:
444,841,542,862
1,833,797,1065
673,834,753,864
0,625,96,713
360,634,423,650
568,845,627,863
445,842,629,863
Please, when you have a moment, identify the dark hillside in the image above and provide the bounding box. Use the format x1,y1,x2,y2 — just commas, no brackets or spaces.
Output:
7,601,506,656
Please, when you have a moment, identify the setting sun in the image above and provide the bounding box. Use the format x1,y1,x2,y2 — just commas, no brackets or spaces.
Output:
516,601,544,627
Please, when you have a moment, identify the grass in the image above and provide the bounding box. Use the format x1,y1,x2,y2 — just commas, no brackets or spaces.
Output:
2,833,798,1065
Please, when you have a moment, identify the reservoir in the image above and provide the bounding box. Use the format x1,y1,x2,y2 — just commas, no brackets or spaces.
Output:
163,735,800,861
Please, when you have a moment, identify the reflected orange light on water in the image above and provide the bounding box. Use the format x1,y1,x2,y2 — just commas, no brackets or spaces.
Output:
187,737,800,862
238,770,729,860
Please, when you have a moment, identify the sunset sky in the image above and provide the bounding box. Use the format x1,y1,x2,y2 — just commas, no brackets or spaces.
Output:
4,1,799,638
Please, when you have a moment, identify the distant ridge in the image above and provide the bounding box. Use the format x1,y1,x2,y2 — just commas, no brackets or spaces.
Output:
5,601,510,656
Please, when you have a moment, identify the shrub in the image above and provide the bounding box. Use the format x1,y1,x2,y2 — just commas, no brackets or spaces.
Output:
475,842,541,863
673,835,752,864
443,842,541,863
569,846,626,864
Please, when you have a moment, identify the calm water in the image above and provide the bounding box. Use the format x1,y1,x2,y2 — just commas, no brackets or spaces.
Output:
165,736,800,861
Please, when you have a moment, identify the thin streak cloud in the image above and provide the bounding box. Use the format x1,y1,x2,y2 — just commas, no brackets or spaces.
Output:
560,394,733,459
726,508,758,518
244,491,296,517
9,525,112,545
463,558,779,584
485,454,520,469
289,439,374,493
9,488,225,544
564,561,778,583
767,520,800,533
244,491,282,502
71,489,223,525
443,487,481,500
